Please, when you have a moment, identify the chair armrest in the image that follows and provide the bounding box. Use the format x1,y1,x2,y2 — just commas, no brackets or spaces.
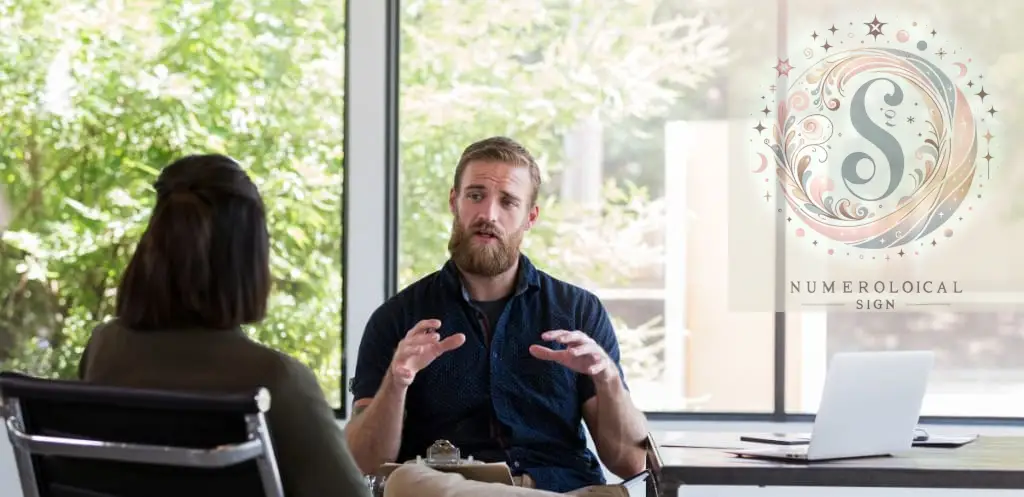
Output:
644,434,663,497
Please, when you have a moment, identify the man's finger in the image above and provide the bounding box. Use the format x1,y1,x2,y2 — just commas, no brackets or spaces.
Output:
529,344,567,362
544,330,589,345
404,331,442,346
438,333,467,352
568,342,602,358
540,330,571,341
407,319,442,337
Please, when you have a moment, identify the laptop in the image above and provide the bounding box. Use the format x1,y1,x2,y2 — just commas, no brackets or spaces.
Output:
729,350,935,463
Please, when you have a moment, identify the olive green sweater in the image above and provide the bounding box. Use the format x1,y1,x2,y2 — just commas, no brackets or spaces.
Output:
78,319,369,497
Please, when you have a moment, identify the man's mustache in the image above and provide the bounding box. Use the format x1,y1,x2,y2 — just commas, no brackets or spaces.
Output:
470,222,504,238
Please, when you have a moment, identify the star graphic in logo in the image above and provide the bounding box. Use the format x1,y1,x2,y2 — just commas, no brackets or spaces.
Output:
774,58,793,78
864,15,886,40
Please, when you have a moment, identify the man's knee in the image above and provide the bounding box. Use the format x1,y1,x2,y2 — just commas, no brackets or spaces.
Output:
384,464,455,497
383,464,566,497
566,485,631,497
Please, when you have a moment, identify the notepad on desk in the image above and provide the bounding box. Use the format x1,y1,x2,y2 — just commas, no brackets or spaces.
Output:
913,434,979,448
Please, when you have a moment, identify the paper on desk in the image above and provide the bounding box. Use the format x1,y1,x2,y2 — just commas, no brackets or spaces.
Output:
914,434,979,448
658,443,747,450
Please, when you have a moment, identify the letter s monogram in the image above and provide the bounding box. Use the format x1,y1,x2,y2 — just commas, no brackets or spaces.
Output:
841,77,906,202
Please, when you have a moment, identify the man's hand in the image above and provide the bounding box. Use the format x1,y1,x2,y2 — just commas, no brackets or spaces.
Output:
529,329,615,382
390,319,466,387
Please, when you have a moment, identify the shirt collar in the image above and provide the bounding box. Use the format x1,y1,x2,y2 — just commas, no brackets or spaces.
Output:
440,253,540,302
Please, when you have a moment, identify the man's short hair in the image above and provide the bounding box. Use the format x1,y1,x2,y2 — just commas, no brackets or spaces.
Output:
453,136,542,206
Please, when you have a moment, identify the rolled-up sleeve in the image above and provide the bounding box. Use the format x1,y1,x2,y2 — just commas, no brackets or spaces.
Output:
576,291,628,405
351,304,402,401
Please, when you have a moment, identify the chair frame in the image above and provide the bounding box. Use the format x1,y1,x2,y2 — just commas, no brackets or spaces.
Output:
645,433,663,497
1,386,284,497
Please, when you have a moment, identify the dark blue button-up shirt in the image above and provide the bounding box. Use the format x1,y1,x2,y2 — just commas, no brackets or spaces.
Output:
351,255,627,492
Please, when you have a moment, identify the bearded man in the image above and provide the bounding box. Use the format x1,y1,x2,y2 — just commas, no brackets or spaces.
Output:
346,136,648,495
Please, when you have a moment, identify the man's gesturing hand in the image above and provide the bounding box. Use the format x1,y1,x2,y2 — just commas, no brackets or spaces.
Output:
528,330,615,382
390,319,466,387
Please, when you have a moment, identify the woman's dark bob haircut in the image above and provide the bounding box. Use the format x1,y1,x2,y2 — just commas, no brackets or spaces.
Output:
116,154,271,330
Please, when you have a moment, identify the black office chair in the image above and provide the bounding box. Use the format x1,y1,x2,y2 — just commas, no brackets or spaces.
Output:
0,371,284,497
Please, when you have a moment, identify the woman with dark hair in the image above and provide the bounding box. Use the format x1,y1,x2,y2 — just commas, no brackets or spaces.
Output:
78,154,369,497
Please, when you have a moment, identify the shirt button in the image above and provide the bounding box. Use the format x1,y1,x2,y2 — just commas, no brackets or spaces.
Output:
513,461,520,468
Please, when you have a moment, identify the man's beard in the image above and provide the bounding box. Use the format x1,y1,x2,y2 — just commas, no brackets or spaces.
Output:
447,215,525,278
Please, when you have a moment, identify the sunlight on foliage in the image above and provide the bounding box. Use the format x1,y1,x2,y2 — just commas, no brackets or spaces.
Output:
0,0,344,405
1,0,734,409
397,0,727,286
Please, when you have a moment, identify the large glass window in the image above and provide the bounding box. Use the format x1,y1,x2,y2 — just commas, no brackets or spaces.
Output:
789,312,1024,417
397,0,773,413
0,1,346,407
398,0,1024,419
778,0,1024,419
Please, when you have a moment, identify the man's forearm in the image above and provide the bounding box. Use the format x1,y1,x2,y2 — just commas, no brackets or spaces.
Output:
344,372,408,474
592,374,649,477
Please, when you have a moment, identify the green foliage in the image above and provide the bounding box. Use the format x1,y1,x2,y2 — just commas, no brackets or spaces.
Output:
0,0,345,405
0,0,729,409
397,0,727,287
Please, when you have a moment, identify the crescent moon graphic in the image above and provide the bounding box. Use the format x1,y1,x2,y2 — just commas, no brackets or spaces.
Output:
953,62,968,78
753,153,768,173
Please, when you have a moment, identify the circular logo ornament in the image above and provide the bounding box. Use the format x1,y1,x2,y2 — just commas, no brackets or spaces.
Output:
751,17,997,259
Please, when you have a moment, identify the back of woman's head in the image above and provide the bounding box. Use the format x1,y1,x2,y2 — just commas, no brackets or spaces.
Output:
116,154,271,330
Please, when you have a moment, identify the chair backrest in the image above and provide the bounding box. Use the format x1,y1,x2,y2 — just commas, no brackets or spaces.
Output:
0,372,283,497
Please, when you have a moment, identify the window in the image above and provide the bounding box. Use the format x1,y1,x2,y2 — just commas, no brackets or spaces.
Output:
396,0,772,413
395,0,1024,420
0,1,346,407
771,1,1024,419
789,312,1024,417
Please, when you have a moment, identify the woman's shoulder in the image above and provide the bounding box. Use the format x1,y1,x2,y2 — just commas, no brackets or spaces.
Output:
242,346,336,424
88,317,125,337
233,338,323,393
78,318,129,379
80,317,130,354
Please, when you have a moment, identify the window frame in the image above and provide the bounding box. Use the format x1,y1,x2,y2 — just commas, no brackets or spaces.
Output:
341,0,400,419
